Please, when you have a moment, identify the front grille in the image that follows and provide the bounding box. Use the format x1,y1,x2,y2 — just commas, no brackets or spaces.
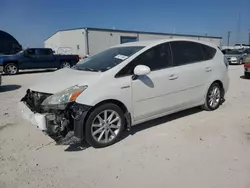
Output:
22,90,52,113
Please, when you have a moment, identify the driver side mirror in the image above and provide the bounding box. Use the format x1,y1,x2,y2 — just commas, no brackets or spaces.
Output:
133,65,151,76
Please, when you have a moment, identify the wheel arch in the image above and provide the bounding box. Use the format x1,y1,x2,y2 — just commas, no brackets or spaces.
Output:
213,80,225,97
3,61,19,67
84,99,131,131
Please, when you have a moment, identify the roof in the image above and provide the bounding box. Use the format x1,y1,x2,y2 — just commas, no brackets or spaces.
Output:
45,27,222,41
113,38,218,48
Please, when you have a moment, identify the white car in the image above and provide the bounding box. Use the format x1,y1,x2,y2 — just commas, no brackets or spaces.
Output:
19,39,229,148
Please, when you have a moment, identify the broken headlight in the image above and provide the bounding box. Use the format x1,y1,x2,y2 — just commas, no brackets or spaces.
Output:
41,85,87,106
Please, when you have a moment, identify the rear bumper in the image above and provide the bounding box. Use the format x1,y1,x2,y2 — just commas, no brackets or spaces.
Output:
244,67,250,73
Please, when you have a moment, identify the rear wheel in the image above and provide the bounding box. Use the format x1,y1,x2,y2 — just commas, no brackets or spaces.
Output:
245,72,250,79
85,103,125,148
60,61,71,68
202,82,223,111
4,63,19,75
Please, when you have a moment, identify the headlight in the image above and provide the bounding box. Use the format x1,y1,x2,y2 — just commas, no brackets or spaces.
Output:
42,85,87,106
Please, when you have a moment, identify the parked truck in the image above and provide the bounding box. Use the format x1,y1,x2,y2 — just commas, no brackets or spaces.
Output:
0,48,80,75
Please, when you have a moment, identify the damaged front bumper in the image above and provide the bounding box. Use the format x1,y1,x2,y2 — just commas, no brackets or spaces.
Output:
19,90,92,140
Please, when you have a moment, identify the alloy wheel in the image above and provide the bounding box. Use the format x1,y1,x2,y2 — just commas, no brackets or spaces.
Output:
6,64,18,75
208,85,221,108
91,110,122,144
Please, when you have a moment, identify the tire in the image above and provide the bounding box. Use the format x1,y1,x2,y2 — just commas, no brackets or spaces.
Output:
60,61,71,69
85,103,125,148
239,58,243,65
4,63,19,75
245,72,250,79
202,82,223,111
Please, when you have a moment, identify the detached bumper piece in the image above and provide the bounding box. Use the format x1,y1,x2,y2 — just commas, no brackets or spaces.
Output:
20,89,92,140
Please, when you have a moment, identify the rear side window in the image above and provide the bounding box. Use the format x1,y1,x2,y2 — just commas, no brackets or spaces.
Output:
171,41,203,66
202,44,216,60
26,49,36,56
38,49,52,55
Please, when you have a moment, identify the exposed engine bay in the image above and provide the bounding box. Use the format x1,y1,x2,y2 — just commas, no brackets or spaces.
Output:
21,89,91,139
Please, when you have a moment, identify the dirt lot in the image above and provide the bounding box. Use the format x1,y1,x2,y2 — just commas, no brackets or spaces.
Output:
0,66,250,188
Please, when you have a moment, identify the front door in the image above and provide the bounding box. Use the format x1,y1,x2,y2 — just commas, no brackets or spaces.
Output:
128,43,182,121
19,49,40,69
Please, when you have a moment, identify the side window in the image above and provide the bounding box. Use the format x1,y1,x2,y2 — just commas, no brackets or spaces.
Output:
26,49,36,56
38,49,52,55
116,43,172,77
120,36,137,44
202,44,216,60
171,41,203,66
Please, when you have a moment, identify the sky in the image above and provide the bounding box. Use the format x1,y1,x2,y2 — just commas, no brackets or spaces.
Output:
0,0,249,47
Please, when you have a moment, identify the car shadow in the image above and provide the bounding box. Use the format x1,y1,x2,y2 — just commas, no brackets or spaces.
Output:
121,107,203,139
240,75,250,80
0,84,21,92
62,107,203,152
2,69,56,76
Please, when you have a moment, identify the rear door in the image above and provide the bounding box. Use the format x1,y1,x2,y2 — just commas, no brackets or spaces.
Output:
169,41,214,106
36,49,55,68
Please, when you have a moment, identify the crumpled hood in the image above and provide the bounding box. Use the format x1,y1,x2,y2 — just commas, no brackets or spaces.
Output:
30,68,102,94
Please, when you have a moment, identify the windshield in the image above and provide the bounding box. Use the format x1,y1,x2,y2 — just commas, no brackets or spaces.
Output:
75,46,144,72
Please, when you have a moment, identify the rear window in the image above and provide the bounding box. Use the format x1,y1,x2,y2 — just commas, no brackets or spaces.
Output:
201,44,216,60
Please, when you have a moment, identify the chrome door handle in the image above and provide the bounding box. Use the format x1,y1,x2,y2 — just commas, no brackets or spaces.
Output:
205,67,212,72
169,74,178,80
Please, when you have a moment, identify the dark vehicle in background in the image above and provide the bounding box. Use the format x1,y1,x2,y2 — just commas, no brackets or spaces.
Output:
0,30,22,55
1,48,80,75
224,49,250,65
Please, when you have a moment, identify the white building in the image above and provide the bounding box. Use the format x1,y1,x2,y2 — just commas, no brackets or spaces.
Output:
44,27,222,57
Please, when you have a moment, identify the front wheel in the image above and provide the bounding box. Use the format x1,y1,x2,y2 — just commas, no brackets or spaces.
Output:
202,82,223,111
4,63,19,75
85,103,125,148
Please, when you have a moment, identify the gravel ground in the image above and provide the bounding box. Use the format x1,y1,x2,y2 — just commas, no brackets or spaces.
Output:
0,66,250,188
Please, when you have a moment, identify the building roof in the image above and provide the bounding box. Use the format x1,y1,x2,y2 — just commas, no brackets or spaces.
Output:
45,27,222,42
113,38,218,48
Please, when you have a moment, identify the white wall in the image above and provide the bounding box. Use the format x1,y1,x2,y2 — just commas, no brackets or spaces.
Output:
88,30,138,55
45,29,86,57
44,32,61,51
88,30,222,55
45,29,222,56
